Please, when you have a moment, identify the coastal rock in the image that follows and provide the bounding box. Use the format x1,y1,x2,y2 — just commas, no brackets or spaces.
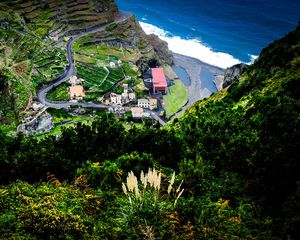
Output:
84,15,173,70
222,63,248,88
121,15,173,66
214,74,225,91
144,33,174,66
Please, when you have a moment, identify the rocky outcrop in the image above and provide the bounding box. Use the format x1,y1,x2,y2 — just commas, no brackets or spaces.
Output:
145,33,173,65
18,112,54,135
222,63,248,88
113,16,173,68
80,15,173,70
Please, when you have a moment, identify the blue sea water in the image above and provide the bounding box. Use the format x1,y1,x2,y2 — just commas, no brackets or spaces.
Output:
115,0,300,68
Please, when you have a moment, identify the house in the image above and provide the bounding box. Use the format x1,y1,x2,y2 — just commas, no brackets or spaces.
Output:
109,62,116,68
149,98,158,110
68,85,85,100
137,98,157,110
138,99,150,109
121,92,129,102
131,107,144,118
128,92,136,102
69,75,83,86
131,107,150,118
110,93,122,105
152,67,168,94
123,84,129,93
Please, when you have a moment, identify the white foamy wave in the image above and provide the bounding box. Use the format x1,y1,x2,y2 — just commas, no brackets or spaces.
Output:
140,21,242,69
248,54,259,64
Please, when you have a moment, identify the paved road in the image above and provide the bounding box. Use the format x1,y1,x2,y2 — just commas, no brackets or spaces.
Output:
37,13,131,109
144,109,166,126
36,12,166,125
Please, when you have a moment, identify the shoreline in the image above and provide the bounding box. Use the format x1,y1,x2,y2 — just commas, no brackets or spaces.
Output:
171,53,224,115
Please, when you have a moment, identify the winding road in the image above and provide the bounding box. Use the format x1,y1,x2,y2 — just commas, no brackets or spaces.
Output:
37,13,130,109
37,13,166,125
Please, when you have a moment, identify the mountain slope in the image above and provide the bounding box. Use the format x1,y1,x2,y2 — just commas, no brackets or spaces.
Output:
174,23,300,238
0,2,299,239
0,0,172,124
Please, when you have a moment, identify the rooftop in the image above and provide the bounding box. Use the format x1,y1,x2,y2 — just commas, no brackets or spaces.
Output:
68,85,85,97
138,98,149,103
131,107,144,114
152,68,167,87
149,98,157,104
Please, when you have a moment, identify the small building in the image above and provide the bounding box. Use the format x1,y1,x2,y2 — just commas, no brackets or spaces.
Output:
138,99,150,109
131,107,144,118
121,92,129,101
149,98,158,110
128,92,136,102
68,85,85,100
137,98,157,110
123,83,129,93
131,107,150,118
152,67,168,94
69,75,83,86
110,93,122,105
109,62,116,68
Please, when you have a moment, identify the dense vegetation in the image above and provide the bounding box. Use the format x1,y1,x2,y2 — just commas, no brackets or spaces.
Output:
0,0,299,236
0,23,300,239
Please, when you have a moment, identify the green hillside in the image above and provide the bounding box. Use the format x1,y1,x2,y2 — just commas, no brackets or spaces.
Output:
0,2,299,240
0,0,117,124
0,0,173,126
172,23,300,238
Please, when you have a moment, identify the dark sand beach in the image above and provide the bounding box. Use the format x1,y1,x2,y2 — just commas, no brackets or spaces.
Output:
172,53,224,115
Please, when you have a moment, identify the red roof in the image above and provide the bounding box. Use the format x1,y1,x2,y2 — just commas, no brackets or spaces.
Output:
152,68,167,88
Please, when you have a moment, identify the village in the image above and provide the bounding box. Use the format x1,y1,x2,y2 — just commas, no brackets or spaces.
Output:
18,63,170,135
66,64,168,120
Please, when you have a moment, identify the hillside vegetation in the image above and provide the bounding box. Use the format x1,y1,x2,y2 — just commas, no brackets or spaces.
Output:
0,0,172,125
0,0,117,123
0,20,299,239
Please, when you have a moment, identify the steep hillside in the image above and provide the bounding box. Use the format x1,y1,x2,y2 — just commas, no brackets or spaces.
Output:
174,23,300,238
0,24,299,239
0,0,172,125
0,0,118,38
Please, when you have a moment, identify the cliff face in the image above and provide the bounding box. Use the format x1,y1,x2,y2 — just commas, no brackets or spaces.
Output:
83,15,173,68
222,63,248,88
131,16,173,66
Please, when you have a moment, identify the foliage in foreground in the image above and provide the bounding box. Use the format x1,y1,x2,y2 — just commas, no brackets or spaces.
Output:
0,16,299,240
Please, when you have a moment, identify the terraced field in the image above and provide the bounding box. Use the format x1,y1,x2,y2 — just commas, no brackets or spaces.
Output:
76,63,125,92
0,0,118,39
0,0,119,123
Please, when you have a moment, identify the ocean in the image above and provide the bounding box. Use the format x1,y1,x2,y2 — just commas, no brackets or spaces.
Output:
115,0,300,69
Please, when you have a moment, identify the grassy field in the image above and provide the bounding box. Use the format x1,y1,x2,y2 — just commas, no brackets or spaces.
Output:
46,83,69,101
163,80,188,117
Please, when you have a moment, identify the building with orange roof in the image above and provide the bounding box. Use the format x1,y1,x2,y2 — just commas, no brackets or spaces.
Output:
68,85,85,100
149,98,158,110
131,107,144,118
